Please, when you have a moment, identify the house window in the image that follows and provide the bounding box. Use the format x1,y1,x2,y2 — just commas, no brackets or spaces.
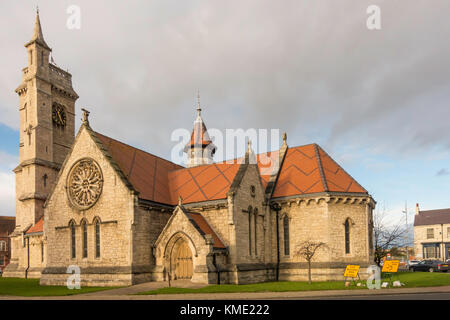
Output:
283,215,290,256
70,222,76,259
0,241,6,252
41,242,44,263
95,219,100,258
424,244,440,259
82,221,88,258
0,256,4,266
447,227,450,238
427,228,434,239
345,219,351,254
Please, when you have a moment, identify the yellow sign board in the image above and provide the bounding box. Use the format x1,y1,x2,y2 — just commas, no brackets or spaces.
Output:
382,260,400,273
344,265,360,278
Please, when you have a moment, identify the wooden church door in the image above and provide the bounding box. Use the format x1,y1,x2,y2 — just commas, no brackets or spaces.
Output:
174,239,193,280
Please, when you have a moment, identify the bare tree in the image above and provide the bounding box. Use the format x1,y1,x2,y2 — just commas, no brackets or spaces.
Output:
294,240,327,284
373,209,406,267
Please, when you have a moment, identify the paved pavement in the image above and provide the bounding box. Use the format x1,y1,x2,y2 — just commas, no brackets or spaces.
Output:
307,292,450,300
1,284,450,300
80,280,206,296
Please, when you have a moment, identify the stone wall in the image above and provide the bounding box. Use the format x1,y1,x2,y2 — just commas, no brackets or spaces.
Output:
272,195,374,281
131,205,172,282
231,163,266,266
40,127,135,286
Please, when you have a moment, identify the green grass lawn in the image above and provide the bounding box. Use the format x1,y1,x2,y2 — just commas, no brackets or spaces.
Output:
0,277,118,297
137,272,450,295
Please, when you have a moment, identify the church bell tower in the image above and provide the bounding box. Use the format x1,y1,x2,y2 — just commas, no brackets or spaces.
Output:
14,10,79,231
184,93,216,167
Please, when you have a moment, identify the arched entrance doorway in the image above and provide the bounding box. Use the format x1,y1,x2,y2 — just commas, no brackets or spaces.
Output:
170,238,193,280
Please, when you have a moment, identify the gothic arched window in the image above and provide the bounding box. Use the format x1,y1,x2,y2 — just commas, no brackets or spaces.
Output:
95,219,101,258
345,219,351,254
70,221,76,259
283,215,290,256
81,220,88,258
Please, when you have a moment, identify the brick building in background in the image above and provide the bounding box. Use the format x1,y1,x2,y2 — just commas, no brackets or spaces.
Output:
0,216,15,272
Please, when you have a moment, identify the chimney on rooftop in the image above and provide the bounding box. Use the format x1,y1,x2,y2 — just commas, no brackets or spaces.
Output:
415,203,420,215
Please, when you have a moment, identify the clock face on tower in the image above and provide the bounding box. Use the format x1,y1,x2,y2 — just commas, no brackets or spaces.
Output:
52,102,67,127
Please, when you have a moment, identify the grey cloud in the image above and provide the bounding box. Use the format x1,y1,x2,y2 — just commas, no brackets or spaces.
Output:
436,168,450,176
0,0,449,162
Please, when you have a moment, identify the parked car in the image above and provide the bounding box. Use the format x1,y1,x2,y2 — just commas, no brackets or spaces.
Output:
406,260,421,268
409,260,442,272
437,261,449,272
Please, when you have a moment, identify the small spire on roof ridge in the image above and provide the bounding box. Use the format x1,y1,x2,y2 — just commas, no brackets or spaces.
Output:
246,139,256,164
178,195,183,206
282,132,287,145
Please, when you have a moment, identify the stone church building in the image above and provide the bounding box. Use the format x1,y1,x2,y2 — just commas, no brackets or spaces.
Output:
4,13,375,286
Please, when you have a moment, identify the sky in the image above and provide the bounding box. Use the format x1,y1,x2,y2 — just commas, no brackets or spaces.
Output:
0,0,449,225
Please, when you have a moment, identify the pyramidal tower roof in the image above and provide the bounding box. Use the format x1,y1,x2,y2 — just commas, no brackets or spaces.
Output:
184,92,215,151
26,9,51,50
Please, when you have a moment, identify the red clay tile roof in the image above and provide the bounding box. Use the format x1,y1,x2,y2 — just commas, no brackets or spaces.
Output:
188,211,226,249
95,132,183,205
414,208,450,226
0,216,15,236
25,217,43,234
93,133,367,205
316,145,367,194
169,162,240,205
257,150,280,189
271,144,367,198
184,118,214,152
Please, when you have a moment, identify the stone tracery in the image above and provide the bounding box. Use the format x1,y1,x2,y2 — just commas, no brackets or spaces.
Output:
67,158,103,209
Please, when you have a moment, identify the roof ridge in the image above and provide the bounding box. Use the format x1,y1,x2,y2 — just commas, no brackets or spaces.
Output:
94,131,183,169
314,144,329,192
419,208,450,213
316,144,368,194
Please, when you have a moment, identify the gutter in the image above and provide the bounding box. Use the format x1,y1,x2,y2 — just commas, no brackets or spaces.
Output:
212,253,220,285
25,237,30,279
270,202,282,281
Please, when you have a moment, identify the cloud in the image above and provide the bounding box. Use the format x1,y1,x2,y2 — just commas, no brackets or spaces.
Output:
0,171,15,216
0,0,449,163
0,151,18,171
0,152,17,216
436,168,450,176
